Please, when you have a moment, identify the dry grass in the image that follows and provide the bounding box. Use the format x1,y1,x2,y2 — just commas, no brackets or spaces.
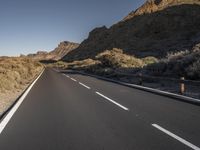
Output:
67,59,100,69
50,48,158,71
48,59,100,70
96,48,158,69
0,57,43,115
50,48,158,77
96,48,144,68
145,43,200,80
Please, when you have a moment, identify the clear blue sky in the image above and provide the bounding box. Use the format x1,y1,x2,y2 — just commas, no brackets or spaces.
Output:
0,0,145,56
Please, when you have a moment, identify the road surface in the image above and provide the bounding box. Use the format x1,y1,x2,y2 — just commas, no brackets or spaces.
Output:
0,68,200,150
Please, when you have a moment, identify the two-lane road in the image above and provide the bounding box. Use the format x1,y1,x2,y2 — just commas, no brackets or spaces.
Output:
0,68,200,150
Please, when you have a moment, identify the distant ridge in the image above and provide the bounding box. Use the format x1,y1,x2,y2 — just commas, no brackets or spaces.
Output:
48,41,79,60
27,41,79,61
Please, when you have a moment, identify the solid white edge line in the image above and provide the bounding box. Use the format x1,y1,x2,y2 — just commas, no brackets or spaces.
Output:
0,69,45,134
79,82,91,89
125,83,200,103
70,78,77,82
152,124,200,150
95,92,129,111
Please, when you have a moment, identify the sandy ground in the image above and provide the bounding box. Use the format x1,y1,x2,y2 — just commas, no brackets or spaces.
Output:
0,84,29,116
0,93,20,116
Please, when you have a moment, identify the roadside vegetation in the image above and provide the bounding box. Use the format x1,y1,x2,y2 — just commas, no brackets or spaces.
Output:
48,45,200,99
49,48,158,76
145,43,200,80
0,57,43,115
49,43,200,80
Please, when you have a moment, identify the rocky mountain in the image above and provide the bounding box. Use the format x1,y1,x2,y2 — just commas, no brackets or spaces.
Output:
62,0,200,62
27,41,79,61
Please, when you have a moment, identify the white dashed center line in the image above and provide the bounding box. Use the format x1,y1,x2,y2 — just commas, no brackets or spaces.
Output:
79,82,91,89
152,124,200,150
95,92,129,111
70,78,77,82
63,74,70,78
62,73,199,149
65,75,70,78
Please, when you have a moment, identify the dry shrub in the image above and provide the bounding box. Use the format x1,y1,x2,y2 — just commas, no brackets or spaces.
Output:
142,56,158,65
67,59,100,69
187,59,200,79
0,57,43,94
146,43,200,79
95,48,158,68
96,48,145,68
56,48,158,76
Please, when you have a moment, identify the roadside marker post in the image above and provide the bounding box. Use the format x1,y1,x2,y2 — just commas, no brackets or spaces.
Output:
180,77,185,95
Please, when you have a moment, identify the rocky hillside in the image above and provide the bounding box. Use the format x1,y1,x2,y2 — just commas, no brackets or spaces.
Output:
48,41,79,60
27,41,79,61
62,0,200,62
27,51,48,60
124,0,200,21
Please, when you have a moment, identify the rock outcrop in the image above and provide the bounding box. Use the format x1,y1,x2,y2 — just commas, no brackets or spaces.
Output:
124,0,200,21
48,41,79,60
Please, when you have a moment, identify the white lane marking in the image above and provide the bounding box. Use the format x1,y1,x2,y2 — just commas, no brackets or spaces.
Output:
0,69,45,134
95,92,129,111
152,124,200,150
70,78,77,82
63,74,70,78
79,82,91,89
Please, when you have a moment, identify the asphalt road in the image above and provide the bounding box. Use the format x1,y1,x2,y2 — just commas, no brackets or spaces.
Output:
0,68,200,150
